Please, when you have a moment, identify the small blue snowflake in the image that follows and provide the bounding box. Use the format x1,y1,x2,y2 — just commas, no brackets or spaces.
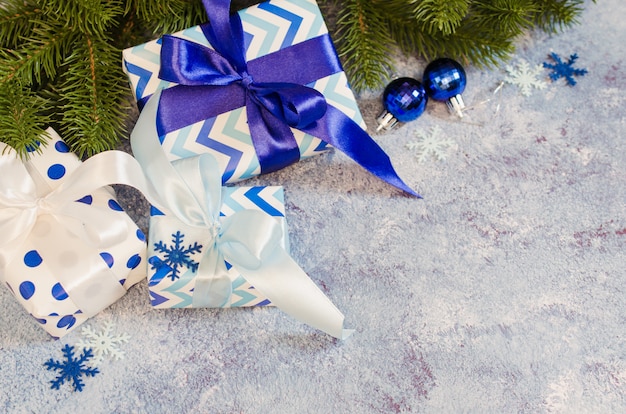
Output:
543,52,587,86
153,231,202,281
44,344,99,392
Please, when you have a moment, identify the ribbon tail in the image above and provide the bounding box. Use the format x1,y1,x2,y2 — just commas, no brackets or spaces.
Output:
238,248,353,340
192,248,232,308
47,150,168,214
301,105,421,198
246,97,301,174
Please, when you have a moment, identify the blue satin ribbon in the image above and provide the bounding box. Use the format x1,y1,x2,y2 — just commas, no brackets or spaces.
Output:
154,0,419,196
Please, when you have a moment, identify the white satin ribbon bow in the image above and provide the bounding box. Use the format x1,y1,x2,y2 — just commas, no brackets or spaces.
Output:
0,139,159,317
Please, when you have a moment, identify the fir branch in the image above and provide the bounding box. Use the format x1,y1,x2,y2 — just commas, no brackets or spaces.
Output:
0,0,141,158
56,33,128,158
412,0,470,36
47,0,125,35
332,0,591,91
0,2,42,49
0,24,75,86
334,0,395,92
130,0,207,35
0,81,50,158
533,0,586,33
442,19,516,67
471,0,538,38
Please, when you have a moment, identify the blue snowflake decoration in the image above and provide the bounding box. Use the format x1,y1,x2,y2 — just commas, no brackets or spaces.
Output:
44,344,99,392
543,52,588,86
153,231,202,281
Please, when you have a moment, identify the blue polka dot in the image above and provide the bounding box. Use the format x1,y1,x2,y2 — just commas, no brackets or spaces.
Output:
54,141,70,153
19,281,36,300
51,283,69,301
76,195,93,204
150,206,165,216
47,164,66,180
31,315,47,324
24,250,43,267
118,279,126,286
126,254,142,269
57,315,76,329
108,199,123,211
136,229,146,242
100,252,114,268
26,141,41,152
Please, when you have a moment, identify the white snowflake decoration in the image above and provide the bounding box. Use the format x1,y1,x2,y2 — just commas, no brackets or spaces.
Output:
76,322,130,366
406,126,454,162
504,59,547,96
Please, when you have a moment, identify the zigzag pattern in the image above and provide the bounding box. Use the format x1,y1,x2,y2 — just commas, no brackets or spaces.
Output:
163,273,195,308
230,275,272,307
149,260,272,308
123,62,153,102
311,72,366,129
149,290,169,307
122,41,172,102
221,186,285,217
149,267,196,309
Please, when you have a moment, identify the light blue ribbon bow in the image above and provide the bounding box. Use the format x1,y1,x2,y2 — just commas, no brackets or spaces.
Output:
132,90,353,339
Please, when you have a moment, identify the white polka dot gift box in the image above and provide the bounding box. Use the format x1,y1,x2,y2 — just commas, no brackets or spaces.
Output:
0,128,147,339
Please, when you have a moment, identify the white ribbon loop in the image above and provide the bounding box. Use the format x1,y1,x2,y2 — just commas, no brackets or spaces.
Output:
0,153,45,258
0,141,159,318
132,89,353,339
0,147,121,272
219,210,284,271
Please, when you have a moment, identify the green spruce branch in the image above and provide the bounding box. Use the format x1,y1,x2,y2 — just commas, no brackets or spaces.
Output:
333,0,592,91
0,0,591,158
0,0,206,158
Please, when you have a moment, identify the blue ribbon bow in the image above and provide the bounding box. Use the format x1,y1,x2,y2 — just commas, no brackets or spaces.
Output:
156,0,419,197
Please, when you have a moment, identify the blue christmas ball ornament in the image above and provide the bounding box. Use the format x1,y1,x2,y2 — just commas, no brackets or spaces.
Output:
376,77,428,131
423,58,467,117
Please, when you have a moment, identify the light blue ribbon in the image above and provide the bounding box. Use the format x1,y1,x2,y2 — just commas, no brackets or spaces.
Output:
131,90,353,339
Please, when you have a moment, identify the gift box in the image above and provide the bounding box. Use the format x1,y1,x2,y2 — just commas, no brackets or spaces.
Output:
131,105,352,338
122,0,366,184
147,185,287,309
0,129,146,338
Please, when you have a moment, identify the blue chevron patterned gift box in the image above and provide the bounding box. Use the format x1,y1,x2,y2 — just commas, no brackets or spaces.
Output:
147,186,287,309
122,0,365,184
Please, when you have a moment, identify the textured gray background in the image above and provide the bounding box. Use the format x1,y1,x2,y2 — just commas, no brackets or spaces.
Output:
2,0,625,412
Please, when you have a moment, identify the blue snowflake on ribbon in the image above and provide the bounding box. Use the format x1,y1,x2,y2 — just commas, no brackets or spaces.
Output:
543,52,587,86
153,231,202,281
44,344,99,392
